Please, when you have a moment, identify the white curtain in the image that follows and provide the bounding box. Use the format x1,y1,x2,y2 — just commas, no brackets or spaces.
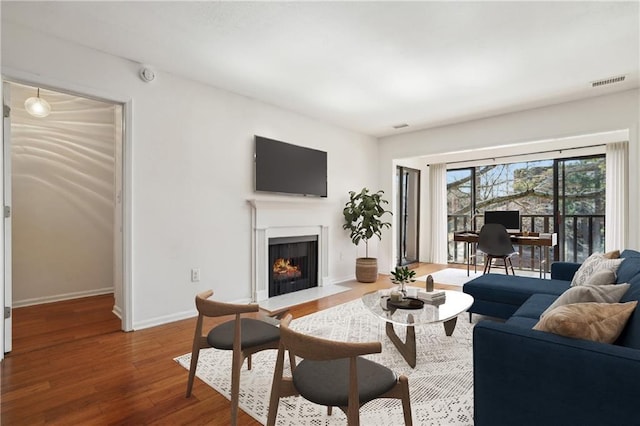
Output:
605,141,628,251
429,163,448,264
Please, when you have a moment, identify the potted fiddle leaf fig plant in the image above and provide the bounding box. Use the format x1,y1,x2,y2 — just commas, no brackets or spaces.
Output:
343,188,392,282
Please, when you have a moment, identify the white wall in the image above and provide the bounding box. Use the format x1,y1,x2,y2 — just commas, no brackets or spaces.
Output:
10,83,116,306
1,22,378,329
378,89,640,271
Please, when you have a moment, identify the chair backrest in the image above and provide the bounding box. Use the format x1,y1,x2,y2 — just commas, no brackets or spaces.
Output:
195,290,259,318
269,315,412,426
279,314,381,361
477,223,515,256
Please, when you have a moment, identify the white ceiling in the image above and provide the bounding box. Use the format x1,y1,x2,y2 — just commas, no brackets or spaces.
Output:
2,1,639,137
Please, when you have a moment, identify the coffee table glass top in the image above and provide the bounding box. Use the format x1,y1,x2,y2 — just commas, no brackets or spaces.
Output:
361,288,474,327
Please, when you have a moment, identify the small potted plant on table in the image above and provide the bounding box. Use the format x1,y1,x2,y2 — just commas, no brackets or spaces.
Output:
390,265,416,297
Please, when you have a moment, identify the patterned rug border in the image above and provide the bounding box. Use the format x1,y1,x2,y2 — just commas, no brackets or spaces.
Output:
175,298,475,425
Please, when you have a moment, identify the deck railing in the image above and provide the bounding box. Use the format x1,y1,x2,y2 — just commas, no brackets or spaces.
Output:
448,213,606,270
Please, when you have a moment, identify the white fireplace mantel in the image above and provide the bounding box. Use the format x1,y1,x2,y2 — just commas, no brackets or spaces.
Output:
248,199,331,302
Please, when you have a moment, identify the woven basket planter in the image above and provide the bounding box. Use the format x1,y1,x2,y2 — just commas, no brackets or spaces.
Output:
355,257,378,283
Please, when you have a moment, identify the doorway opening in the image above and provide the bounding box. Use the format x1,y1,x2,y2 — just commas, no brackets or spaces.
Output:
397,166,421,266
3,81,126,355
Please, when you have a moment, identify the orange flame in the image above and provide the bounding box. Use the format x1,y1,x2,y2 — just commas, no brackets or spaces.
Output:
273,258,302,278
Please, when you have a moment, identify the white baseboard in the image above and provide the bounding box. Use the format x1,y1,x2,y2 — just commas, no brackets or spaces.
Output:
13,287,115,308
133,297,253,331
133,309,197,331
332,274,356,284
112,304,123,320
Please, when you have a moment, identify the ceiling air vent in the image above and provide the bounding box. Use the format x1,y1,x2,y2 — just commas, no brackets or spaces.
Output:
393,123,409,129
591,75,626,88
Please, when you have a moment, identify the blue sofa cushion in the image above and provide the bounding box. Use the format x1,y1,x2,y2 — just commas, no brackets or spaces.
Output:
550,261,581,281
505,315,539,329
616,252,640,284
464,299,519,320
620,249,640,258
512,294,557,319
473,320,640,426
464,274,569,306
617,280,640,349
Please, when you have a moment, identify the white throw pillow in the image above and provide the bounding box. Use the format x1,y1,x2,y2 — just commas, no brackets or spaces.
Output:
570,253,624,287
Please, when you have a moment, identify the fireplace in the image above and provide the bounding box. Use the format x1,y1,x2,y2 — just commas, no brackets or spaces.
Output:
269,235,318,297
248,199,330,302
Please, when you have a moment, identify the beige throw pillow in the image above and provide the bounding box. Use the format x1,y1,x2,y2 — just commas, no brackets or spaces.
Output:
571,253,624,287
603,250,621,259
584,269,617,286
541,283,630,317
534,301,637,343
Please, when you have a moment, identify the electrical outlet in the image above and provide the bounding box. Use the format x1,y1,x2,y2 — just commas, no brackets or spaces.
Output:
191,268,200,282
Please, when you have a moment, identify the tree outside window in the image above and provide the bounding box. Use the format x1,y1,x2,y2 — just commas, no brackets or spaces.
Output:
447,155,605,267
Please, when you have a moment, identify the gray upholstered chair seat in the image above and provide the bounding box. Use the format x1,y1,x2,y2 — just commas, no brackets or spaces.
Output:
207,318,280,350
267,314,412,425
187,290,285,426
293,357,397,406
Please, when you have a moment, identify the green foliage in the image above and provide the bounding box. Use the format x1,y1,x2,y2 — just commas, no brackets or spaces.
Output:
447,156,607,262
447,157,606,217
342,188,392,258
389,266,416,284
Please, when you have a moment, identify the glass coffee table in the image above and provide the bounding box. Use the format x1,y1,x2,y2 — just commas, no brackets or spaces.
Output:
361,288,474,368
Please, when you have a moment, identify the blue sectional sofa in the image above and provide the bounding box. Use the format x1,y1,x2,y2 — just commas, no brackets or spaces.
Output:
463,249,640,426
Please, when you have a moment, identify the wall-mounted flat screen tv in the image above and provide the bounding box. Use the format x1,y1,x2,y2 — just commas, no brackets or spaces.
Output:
484,210,520,232
255,136,327,197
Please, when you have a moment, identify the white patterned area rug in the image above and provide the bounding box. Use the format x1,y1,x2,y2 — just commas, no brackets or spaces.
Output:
417,268,483,287
174,299,474,425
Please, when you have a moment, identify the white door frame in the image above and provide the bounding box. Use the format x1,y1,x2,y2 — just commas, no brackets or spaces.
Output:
2,81,13,355
1,72,133,359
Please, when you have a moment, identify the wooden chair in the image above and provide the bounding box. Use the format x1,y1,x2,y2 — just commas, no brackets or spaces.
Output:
267,314,413,426
186,290,281,426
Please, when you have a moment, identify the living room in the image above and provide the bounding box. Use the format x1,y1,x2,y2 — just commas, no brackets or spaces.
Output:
1,1,640,425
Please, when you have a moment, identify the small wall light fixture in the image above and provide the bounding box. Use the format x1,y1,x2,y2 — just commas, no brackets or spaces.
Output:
24,88,51,118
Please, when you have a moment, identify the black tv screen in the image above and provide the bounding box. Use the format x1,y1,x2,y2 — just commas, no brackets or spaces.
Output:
484,210,520,231
255,136,327,197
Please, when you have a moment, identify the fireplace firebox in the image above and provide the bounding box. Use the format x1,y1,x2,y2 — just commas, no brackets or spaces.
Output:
268,235,318,297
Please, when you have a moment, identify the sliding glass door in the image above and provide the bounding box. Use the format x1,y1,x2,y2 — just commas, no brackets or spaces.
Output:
555,156,606,263
397,166,420,266
447,154,606,268
447,168,474,263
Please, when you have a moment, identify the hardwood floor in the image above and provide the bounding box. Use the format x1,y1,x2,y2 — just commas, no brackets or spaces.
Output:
9,294,122,356
1,263,454,425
